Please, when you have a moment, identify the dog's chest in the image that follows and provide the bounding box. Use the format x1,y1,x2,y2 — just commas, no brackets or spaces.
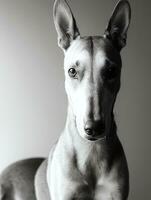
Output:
94,169,121,200
75,147,120,199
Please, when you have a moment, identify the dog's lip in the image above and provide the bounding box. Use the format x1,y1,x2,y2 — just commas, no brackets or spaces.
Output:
87,137,97,141
85,134,106,142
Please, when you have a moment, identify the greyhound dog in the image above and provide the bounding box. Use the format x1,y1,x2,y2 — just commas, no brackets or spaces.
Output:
0,0,131,199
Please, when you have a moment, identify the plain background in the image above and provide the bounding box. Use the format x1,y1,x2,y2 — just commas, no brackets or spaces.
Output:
0,0,150,199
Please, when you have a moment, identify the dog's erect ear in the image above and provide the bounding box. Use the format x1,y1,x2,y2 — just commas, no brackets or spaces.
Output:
53,0,80,51
104,0,131,51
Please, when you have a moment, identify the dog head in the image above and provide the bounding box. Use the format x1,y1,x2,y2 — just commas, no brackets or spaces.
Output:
53,0,131,141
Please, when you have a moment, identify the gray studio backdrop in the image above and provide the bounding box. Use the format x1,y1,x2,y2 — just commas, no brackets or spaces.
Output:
0,0,150,199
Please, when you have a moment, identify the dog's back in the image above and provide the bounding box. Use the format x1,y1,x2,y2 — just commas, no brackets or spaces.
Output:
0,158,44,200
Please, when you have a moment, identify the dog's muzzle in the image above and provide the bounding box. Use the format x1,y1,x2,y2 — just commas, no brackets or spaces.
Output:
84,120,105,141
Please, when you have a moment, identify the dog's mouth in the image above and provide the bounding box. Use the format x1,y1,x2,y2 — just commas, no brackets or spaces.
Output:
86,135,106,142
86,136,98,141
84,131,106,142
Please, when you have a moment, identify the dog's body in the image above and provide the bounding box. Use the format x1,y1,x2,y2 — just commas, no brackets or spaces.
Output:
0,158,44,200
0,0,131,200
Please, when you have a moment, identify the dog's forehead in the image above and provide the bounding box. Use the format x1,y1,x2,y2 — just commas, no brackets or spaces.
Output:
64,37,92,67
64,36,121,68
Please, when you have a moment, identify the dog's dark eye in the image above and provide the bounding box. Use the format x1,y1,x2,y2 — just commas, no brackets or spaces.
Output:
102,66,119,81
68,68,77,78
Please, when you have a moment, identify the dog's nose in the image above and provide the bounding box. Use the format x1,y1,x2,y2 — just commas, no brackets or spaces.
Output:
84,120,105,136
84,121,94,136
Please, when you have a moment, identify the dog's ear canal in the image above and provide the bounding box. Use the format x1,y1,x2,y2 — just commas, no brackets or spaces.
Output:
104,0,131,51
53,0,80,51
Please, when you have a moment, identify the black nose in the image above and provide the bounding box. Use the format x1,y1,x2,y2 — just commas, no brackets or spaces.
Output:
84,121,94,136
84,120,105,136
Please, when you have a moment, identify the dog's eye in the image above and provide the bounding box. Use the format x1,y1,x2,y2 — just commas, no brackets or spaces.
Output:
102,66,119,81
68,68,77,78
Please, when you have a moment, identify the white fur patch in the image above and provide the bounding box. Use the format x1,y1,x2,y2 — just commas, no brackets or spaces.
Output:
94,50,106,69
95,166,120,200
64,38,91,69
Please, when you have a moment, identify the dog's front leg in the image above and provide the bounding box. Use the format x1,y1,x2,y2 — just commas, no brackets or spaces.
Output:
47,157,92,200
56,183,92,200
48,171,92,200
